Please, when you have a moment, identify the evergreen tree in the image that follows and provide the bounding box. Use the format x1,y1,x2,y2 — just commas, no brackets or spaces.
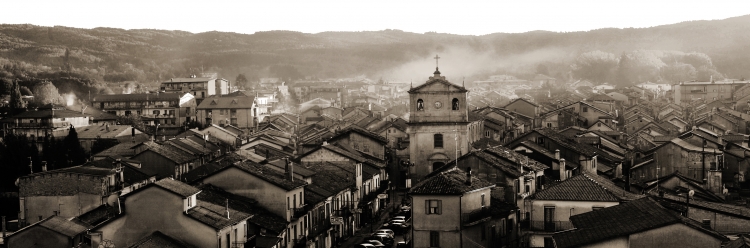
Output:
63,125,87,166
9,80,26,109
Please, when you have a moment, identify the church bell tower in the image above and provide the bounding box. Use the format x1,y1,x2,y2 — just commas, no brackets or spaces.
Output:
407,56,470,181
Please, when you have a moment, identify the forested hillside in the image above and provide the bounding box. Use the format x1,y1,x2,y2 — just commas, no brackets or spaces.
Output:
0,14,748,99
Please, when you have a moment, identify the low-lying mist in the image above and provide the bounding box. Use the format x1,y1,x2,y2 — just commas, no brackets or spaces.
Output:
377,45,570,83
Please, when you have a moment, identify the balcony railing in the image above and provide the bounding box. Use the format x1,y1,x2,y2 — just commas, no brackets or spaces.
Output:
293,235,307,248
231,241,245,248
360,181,389,205
15,122,70,128
462,207,493,226
291,205,309,220
529,221,574,232
310,219,332,238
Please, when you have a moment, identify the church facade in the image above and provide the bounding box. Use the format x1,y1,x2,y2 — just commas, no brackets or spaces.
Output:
407,68,470,180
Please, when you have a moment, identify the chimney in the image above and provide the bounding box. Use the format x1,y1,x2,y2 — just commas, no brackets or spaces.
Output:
555,149,560,160
465,167,472,185
285,157,294,182
559,159,567,181
106,124,110,132
226,199,230,219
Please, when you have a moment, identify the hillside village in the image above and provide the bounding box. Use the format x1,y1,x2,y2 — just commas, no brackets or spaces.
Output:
1,61,750,248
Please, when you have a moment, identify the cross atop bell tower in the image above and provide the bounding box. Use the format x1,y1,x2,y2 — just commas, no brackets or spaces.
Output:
434,54,441,76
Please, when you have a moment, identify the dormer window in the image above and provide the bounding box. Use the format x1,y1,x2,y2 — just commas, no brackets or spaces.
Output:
184,194,197,212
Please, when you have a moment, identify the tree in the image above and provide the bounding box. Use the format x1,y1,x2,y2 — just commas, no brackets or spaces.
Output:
0,78,12,96
63,48,72,72
536,64,550,76
10,80,26,109
116,115,146,131
236,73,248,87
63,125,87,166
571,51,618,84
19,86,32,96
32,81,62,105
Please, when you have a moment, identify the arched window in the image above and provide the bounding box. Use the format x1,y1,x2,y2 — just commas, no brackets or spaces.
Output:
434,134,443,148
417,99,424,111
452,98,459,110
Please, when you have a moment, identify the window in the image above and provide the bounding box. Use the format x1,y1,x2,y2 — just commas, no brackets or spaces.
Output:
485,130,490,138
430,231,440,247
547,123,552,128
426,200,442,214
481,194,486,207
188,196,192,207
582,106,588,112
537,137,544,144
597,123,601,127
525,184,530,193
434,134,443,148
452,98,459,110
417,99,424,111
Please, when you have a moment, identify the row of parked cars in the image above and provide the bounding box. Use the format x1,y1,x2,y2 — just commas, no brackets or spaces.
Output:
356,205,412,248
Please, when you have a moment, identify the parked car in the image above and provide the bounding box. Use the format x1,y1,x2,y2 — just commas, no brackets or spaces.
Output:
392,215,408,222
366,240,386,247
373,229,395,238
396,241,410,248
368,235,394,247
384,219,406,227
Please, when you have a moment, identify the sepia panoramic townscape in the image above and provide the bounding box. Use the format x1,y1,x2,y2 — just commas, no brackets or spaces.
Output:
1,2,750,248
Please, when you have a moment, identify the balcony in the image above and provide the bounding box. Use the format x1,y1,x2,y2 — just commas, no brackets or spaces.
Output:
462,207,493,226
309,220,332,238
360,180,390,204
529,221,574,232
293,235,307,248
291,205,309,220
15,122,70,128
231,241,245,248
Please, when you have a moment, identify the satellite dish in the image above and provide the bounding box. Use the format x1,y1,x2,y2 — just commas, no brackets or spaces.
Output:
688,190,695,197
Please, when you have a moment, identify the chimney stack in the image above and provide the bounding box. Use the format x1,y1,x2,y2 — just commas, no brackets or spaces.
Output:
465,167,472,185
285,157,294,182
555,149,560,160
226,199,230,219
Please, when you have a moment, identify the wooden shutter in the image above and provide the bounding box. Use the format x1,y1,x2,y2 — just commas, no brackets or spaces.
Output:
438,200,442,214
425,200,430,215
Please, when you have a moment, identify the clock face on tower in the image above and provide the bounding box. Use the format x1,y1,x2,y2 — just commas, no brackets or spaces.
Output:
434,101,442,109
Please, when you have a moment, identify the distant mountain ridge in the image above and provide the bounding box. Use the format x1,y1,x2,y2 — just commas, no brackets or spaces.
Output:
0,14,748,83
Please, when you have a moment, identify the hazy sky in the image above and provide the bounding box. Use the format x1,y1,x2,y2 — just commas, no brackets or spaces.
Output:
3,0,748,35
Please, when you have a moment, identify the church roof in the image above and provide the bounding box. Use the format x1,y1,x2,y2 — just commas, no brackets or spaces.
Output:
407,68,467,94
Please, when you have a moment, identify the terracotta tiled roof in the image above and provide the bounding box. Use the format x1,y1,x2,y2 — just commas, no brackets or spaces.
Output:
92,93,182,102
197,184,287,234
410,167,495,195
129,231,197,248
136,141,197,164
532,172,641,202
154,178,201,197
553,197,726,248
232,161,307,190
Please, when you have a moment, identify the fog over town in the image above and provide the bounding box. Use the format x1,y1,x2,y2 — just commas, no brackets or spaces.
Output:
0,3,749,248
